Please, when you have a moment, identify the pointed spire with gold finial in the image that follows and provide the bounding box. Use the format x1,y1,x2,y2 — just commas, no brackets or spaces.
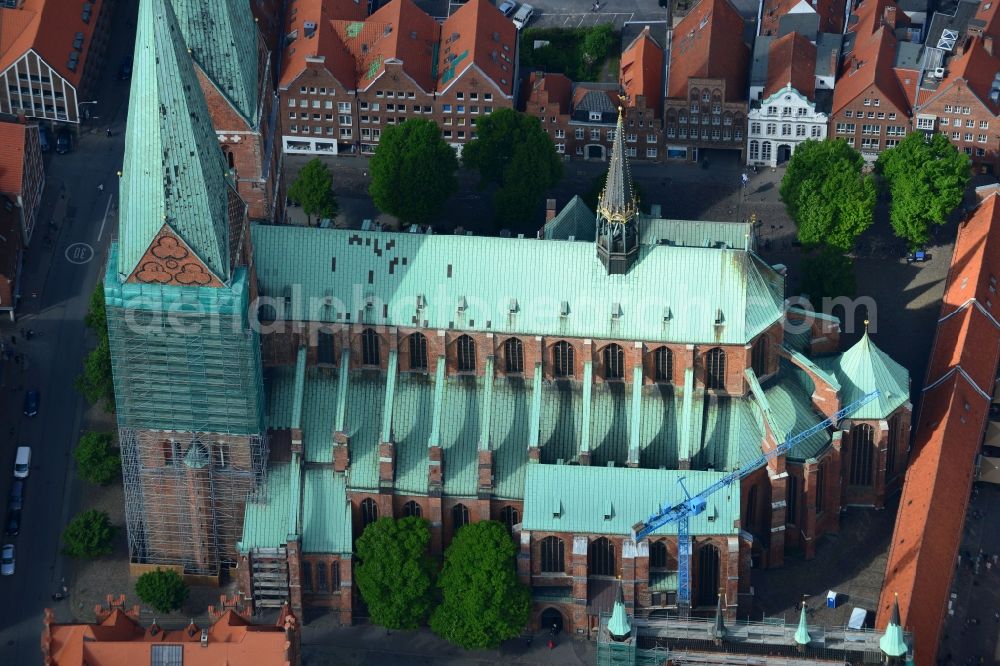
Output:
879,593,909,659
598,108,638,223
595,108,640,275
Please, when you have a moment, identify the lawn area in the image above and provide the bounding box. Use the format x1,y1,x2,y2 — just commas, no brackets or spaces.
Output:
519,24,617,81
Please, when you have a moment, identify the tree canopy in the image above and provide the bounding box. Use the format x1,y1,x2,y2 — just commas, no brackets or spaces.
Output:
430,521,530,649
354,516,436,630
779,139,875,252
877,132,970,249
74,431,120,485
135,568,189,613
76,282,115,412
369,118,458,226
62,510,116,559
288,158,339,225
463,109,563,228
799,246,857,304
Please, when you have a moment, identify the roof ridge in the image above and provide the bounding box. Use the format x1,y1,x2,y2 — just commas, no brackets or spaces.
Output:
118,0,237,281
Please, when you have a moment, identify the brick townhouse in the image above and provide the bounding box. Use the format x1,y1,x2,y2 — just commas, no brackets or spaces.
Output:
525,26,665,162
663,0,750,162
277,0,516,156
170,0,283,221
0,0,115,125
0,119,45,244
829,0,913,161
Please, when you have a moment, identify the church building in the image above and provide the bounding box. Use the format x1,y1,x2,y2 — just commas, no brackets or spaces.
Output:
106,0,913,638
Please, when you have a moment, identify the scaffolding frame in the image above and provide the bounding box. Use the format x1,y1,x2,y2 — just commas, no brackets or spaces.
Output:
106,246,269,575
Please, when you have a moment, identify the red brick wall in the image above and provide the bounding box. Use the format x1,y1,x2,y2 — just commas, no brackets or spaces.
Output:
915,85,999,174
829,87,910,159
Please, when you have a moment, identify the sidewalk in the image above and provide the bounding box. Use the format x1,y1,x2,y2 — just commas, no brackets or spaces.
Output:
301,620,595,666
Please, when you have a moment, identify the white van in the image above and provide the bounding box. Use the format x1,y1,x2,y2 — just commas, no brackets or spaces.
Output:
13,447,30,479
512,3,534,29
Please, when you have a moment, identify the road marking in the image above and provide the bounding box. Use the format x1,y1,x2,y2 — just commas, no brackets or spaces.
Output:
65,242,95,265
96,194,113,241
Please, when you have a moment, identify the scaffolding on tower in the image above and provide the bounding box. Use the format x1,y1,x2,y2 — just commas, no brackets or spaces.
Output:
104,246,268,576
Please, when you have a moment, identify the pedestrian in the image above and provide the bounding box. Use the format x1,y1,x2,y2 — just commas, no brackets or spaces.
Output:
97,183,104,192
10,336,15,345
547,638,554,650
106,128,112,138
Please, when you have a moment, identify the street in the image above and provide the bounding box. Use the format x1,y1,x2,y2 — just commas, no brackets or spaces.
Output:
0,5,135,664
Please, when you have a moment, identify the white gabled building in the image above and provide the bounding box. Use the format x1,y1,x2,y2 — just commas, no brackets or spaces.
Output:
746,31,835,166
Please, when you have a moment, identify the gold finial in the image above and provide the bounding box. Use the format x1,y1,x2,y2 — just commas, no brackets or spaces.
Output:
864,319,870,331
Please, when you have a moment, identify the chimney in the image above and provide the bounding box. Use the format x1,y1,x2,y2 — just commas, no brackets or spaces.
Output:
985,36,994,56
830,49,839,76
545,198,557,221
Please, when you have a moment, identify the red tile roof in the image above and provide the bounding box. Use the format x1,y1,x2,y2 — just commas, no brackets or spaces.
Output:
0,121,26,195
760,0,846,36
878,192,1000,664
832,27,911,115
974,0,999,40
279,0,373,90
919,36,1000,115
362,0,441,91
439,0,518,96
620,27,664,116
0,0,106,87
667,0,749,102
43,607,299,666
764,31,817,100
846,0,910,40
527,71,573,115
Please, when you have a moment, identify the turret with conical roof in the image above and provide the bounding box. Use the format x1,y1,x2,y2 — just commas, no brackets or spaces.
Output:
168,0,262,126
596,108,640,275
607,581,632,640
822,322,910,420
709,590,726,644
794,597,811,651
118,0,245,285
879,594,909,661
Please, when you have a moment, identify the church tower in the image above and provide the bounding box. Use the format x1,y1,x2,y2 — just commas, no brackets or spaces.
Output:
104,0,266,576
596,109,639,274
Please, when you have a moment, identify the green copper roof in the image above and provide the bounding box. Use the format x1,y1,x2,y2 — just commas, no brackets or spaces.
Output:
291,347,307,431
880,597,909,658
607,584,632,639
119,0,236,282
543,200,751,250
817,331,910,420
168,0,260,125
762,363,832,461
794,603,812,645
251,226,785,346
522,465,739,536
302,468,353,554
239,462,292,552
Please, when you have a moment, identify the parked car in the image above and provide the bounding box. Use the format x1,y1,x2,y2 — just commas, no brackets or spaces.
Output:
5,511,20,537
499,0,517,16
512,3,534,29
13,446,30,479
0,544,13,576
118,55,133,80
55,130,72,154
38,125,51,152
23,390,38,417
8,481,23,512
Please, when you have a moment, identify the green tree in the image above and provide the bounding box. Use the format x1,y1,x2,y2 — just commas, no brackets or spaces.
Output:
355,516,436,630
463,109,563,227
799,246,857,304
581,23,614,66
75,336,115,410
135,568,190,613
779,139,875,252
76,282,115,412
431,521,530,649
61,510,116,559
73,431,120,485
287,158,339,225
369,119,458,225
877,132,970,249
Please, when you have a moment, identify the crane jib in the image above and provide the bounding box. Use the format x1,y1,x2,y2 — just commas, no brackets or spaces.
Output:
631,390,879,542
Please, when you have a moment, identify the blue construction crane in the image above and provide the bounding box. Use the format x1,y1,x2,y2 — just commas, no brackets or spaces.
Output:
632,390,879,614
